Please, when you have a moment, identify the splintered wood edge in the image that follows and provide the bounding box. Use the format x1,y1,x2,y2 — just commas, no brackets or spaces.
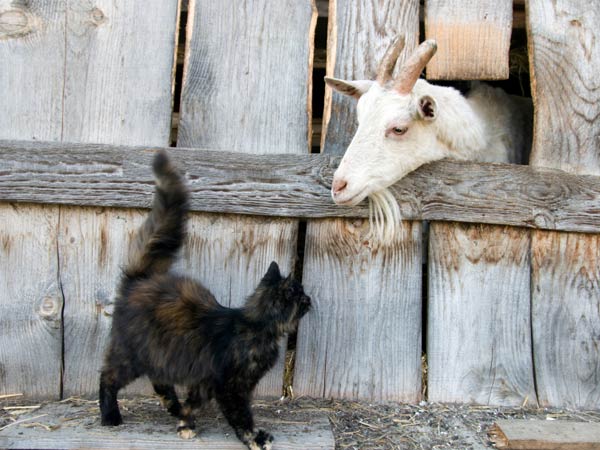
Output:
488,423,509,448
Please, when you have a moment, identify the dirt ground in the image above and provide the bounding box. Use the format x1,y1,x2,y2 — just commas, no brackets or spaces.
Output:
2,395,600,449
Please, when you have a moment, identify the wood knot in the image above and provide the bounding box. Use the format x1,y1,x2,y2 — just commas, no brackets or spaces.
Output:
533,211,556,230
39,296,61,322
0,7,39,40
89,7,107,27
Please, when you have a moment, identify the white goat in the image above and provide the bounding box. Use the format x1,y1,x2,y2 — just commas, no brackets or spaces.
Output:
328,36,532,242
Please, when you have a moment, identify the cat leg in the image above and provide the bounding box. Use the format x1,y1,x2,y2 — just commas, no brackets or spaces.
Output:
216,390,273,450
175,385,204,439
152,383,182,418
99,364,135,426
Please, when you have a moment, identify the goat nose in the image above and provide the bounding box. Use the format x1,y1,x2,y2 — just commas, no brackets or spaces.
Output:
332,178,347,196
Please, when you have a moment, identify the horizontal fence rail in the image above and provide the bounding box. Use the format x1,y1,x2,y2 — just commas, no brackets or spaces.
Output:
1,139,600,233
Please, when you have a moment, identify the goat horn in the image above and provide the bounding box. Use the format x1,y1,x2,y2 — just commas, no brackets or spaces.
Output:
375,35,406,85
394,40,437,95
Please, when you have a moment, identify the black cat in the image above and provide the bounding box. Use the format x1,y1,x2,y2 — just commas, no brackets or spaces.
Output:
99,151,311,450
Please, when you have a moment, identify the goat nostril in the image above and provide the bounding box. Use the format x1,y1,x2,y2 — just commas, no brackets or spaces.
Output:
332,179,348,195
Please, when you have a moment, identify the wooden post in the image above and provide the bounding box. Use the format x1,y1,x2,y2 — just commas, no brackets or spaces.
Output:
425,0,536,406
0,1,66,399
294,0,423,402
177,0,316,397
527,0,600,408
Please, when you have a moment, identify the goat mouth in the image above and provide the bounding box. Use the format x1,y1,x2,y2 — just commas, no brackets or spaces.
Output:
333,188,370,206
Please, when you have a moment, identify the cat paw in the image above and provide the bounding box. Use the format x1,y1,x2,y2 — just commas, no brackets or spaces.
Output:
178,428,196,439
100,410,123,426
177,422,196,439
248,429,273,450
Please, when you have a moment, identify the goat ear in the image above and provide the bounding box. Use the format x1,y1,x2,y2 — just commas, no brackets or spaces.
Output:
417,95,437,121
325,77,373,99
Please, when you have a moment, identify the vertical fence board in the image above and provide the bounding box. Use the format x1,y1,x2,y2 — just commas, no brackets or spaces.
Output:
427,223,536,405
425,0,512,80
296,220,423,400
0,205,62,399
294,0,423,402
424,0,534,407
178,0,316,397
59,0,180,397
60,207,148,396
532,231,600,408
528,0,600,408
0,0,65,399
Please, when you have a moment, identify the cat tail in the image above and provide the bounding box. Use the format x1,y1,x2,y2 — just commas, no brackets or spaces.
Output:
123,150,188,282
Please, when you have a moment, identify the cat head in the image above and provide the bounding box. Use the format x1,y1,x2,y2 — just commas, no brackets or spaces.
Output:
247,261,311,333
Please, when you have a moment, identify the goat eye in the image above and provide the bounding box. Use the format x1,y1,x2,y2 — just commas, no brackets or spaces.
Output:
387,126,408,137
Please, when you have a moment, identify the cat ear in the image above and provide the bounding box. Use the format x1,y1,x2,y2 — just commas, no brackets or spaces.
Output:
263,261,281,283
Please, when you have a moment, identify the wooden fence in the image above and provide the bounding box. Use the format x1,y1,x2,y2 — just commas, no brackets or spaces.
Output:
1,0,599,409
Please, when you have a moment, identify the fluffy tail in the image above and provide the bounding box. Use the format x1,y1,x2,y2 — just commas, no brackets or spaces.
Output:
123,150,188,282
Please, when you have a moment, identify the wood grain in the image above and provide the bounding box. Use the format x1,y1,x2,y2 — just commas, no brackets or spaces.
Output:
490,419,600,450
179,0,315,154
527,1,600,174
178,0,316,398
425,0,512,80
58,0,180,398
528,0,600,409
295,219,422,400
3,140,600,233
295,0,423,402
0,0,65,399
427,223,536,405
531,231,600,408
0,204,62,399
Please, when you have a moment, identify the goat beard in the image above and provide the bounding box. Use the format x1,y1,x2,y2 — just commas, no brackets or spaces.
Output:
368,188,402,244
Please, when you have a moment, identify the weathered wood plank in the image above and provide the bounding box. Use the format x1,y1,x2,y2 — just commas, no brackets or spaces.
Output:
295,0,423,402
0,204,62,399
425,0,512,80
0,0,66,399
58,0,180,398
178,0,316,398
427,223,536,405
527,0,600,409
532,231,600,408
3,140,600,233
0,401,334,450
0,1,64,142
295,219,422,400
489,419,600,450
527,2,600,174
179,0,315,154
